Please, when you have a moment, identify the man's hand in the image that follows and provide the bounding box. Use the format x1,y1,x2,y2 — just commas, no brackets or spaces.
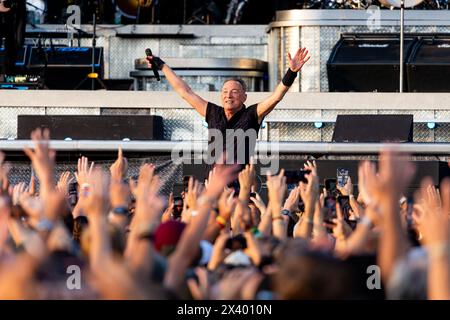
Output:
238,164,255,202
364,149,416,202
299,169,319,214
110,147,128,182
75,156,94,189
204,164,240,200
56,171,74,196
186,176,203,211
337,176,354,196
218,187,236,222
0,152,10,194
266,169,286,209
288,48,310,73
415,177,450,246
23,128,56,197
80,167,110,218
283,186,300,213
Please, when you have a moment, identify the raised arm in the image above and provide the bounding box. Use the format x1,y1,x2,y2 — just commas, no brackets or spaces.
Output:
256,48,310,123
147,55,208,117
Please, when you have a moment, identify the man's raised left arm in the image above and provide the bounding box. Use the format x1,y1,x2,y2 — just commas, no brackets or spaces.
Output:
256,48,310,123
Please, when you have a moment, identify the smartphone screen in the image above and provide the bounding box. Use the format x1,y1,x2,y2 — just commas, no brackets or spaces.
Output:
285,169,311,191
325,178,337,195
68,182,78,206
337,168,349,187
323,195,337,222
337,195,350,219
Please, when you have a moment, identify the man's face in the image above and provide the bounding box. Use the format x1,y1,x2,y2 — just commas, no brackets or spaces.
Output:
221,80,247,113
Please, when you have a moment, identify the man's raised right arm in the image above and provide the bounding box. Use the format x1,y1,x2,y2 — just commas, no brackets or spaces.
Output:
147,56,208,117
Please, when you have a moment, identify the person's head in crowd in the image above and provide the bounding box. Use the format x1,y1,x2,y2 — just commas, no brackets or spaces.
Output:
274,249,359,300
153,220,186,257
1,129,450,301
81,224,126,258
387,247,428,300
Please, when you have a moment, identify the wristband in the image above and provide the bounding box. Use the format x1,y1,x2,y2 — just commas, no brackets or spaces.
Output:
359,216,373,229
36,218,55,232
427,242,450,259
250,227,261,236
111,206,130,216
282,68,298,87
197,195,215,207
151,56,165,71
216,216,227,228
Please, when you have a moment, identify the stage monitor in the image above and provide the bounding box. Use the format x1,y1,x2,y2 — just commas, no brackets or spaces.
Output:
332,114,414,143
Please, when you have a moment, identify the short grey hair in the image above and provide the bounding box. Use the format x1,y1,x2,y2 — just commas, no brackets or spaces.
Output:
222,78,247,92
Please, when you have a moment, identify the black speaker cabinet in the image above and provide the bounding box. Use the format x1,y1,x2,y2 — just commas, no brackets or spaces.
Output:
327,34,417,92
407,36,450,92
17,115,164,140
332,115,413,143
27,46,104,90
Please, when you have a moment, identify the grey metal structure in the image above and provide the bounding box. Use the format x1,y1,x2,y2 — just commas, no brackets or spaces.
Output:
130,58,268,91
1,91,449,143
267,9,450,92
25,24,268,80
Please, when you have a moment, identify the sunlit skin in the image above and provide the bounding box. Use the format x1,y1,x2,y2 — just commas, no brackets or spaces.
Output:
221,80,247,120
0,2,10,12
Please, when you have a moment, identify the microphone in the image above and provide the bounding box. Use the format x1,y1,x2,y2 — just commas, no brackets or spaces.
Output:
145,48,160,81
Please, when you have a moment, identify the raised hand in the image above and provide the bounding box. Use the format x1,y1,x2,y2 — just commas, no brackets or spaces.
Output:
283,186,300,213
218,187,236,222
266,169,286,209
110,147,128,182
416,177,450,300
0,152,11,194
414,178,450,246
364,149,416,202
337,176,354,197
288,48,310,73
23,128,56,196
80,167,110,218
56,171,74,196
299,169,320,213
330,203,352,243
204,164,240,199
186,177,204,211
74,156,94,189
250,192,267,215
358,161,376,205
238,164,256,200
12,182,27,206
132,163,164,223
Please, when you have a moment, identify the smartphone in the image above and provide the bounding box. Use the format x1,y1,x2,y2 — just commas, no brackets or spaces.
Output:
324,178,337,196
68,181,78,206
337,195,350,219
285,169,311,191
323,195,337,223
249,192,256,205
337,168,349,188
